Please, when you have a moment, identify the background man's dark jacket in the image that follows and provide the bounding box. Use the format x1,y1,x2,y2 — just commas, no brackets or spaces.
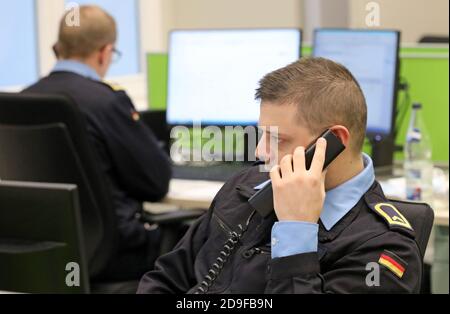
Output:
23,71,172,252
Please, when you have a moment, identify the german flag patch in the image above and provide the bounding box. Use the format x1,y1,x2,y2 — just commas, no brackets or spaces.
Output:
378,250,407,278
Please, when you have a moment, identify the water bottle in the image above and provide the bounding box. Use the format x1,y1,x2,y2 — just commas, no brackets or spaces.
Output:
403,103,433,201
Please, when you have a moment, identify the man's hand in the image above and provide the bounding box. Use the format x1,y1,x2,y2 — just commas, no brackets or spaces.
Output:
270,138,327,223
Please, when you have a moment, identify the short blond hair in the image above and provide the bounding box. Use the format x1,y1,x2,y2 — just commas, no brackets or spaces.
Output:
56,5,116,59
255,57,367,153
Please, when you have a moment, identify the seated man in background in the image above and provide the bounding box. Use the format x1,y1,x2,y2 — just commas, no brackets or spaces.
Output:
138,57,423,294
23,5,172,280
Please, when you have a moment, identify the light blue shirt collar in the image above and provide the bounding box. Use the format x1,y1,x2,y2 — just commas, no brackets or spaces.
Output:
254,153,375,231
52,60,101,81
254,179,271,190
320,153,375,230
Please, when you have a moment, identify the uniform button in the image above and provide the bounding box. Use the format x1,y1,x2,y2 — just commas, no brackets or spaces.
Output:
271,237,278,246
242,249,255,259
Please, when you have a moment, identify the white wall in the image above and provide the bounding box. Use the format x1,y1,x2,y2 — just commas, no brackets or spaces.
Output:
172,0,302,28
150,0,303,51
349,0,449,43
303,0,350,41
151,0,449,50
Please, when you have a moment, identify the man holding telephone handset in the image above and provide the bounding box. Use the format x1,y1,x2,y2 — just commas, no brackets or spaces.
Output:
138,58,423,294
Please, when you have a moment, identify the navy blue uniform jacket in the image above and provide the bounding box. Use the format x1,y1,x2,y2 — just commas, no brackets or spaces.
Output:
23,71,172,251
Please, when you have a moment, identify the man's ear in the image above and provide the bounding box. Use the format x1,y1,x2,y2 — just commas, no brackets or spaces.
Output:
329,125,350,147
52,43,60,59
98,44,112,65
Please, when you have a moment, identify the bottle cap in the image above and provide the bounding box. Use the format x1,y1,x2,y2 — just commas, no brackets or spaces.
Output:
412,102,422,109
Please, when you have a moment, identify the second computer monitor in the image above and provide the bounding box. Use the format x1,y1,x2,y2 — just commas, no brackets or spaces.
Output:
313,29,400,138
167,28,302,126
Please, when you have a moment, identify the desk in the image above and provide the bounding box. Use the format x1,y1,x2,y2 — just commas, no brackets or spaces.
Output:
430,200,449,227
144,179,224,212
377,166,449,227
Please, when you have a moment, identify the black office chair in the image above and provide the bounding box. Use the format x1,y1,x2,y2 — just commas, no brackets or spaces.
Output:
0,95,114,280
388,198,434,293
0,92,202,293
418,35,449,44
388,199,434,259
0,180,89,293
139,110,170,155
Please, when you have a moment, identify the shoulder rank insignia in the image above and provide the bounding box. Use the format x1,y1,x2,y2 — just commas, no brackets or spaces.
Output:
103,81,124,92
370,202,413,231
378,250,407,278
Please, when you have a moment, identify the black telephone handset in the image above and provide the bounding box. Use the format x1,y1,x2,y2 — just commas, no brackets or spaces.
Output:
248,129,346,218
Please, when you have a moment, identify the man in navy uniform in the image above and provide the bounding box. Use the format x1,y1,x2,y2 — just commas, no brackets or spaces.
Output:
23,6,171,280
137,58,428,294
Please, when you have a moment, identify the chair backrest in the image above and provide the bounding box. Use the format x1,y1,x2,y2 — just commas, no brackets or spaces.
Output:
0,92,118,277
390,198,435,259
0,180,89,293
418,35,449,44
139,109,170,155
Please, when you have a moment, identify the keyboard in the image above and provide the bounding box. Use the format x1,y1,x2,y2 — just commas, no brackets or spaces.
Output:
172,163,251,181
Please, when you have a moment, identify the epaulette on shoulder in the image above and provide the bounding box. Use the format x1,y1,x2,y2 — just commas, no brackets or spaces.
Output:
367,201,415,237
102,80,125,92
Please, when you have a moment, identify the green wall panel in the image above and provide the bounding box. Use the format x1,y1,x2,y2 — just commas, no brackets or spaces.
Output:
395,49,449,161
147,53,168,111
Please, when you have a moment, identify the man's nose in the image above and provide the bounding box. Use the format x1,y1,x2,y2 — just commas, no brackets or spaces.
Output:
255,138,270,162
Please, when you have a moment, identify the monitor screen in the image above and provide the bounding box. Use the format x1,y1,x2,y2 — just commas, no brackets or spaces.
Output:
167,29,302,126
313,29,399,136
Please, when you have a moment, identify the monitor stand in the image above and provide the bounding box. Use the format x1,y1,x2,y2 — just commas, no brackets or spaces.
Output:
371,136,395,175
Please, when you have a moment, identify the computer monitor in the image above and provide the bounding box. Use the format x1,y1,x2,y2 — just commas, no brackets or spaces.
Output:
167,28,302,126
313,29,400,138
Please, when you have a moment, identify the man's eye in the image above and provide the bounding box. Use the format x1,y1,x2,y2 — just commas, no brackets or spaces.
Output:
270,136,283,144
